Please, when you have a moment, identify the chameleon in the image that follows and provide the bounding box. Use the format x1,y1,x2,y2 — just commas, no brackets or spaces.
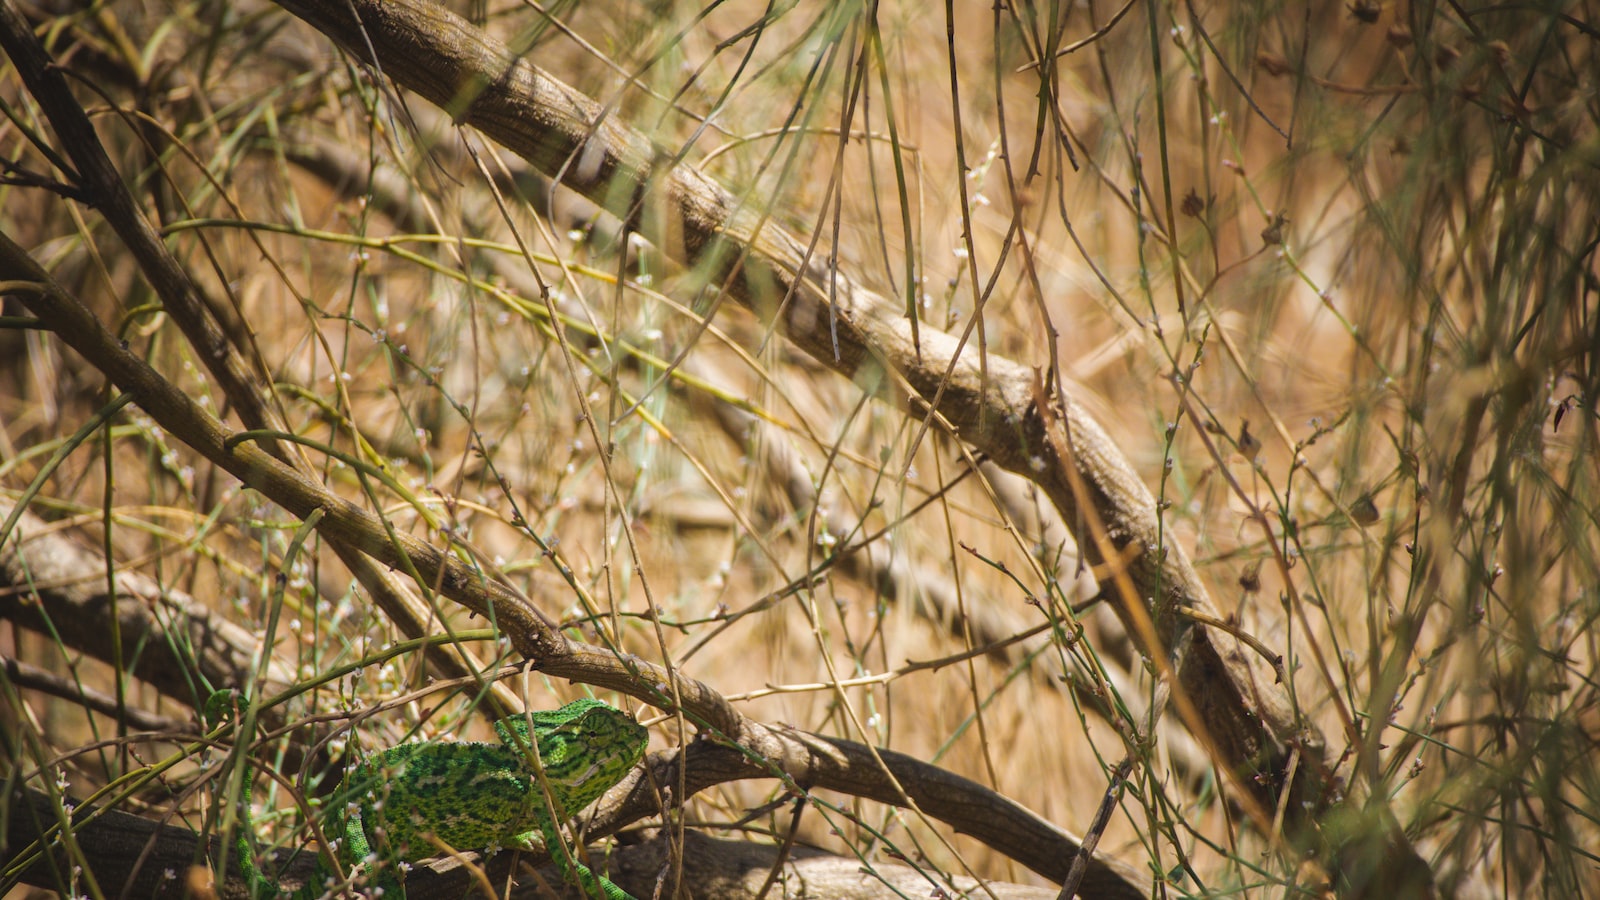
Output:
212,694,649,899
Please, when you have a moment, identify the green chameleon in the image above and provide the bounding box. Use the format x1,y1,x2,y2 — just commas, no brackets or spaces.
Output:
213,695,649,899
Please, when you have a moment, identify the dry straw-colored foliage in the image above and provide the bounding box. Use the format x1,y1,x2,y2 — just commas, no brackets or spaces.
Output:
2,1,1596,898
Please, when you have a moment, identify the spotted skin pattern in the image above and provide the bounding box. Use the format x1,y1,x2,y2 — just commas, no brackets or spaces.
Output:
224,697,648,899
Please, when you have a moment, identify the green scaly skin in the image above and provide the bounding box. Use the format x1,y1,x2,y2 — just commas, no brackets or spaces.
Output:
214,695,648,899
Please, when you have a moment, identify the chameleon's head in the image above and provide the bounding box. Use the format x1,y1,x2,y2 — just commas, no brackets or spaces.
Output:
527,699,649,811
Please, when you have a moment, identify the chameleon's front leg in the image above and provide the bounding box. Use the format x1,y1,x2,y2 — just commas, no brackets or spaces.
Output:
284,799,381,899
332,805,384,897
517,823,635,900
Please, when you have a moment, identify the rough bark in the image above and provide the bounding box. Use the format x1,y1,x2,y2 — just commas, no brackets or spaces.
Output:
4,784,1070,899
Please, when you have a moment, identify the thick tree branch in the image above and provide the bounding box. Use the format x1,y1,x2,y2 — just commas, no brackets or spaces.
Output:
262,0,1327,823
0,234,1146,900
0,500,295,707
2,787,1100,900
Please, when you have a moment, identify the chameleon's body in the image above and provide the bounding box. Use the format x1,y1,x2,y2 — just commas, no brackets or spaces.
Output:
224,698,648,900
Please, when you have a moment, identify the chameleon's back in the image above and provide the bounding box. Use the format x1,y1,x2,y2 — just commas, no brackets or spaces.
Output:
347,700,648,860
346,741,541,854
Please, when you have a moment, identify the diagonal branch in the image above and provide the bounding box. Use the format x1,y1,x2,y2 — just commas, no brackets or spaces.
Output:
0,226,1147,898
263,0,1329,823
